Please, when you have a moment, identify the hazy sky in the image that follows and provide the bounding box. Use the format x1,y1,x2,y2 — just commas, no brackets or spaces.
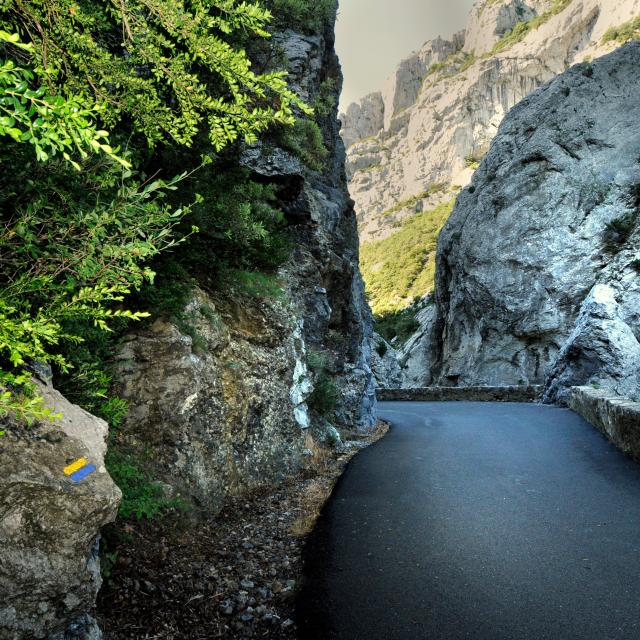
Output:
335,0,476,110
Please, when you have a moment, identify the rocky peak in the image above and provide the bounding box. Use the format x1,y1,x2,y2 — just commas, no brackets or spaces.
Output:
463,0,544,55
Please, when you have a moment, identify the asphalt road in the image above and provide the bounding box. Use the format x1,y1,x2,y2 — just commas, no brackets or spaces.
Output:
297,401,640,640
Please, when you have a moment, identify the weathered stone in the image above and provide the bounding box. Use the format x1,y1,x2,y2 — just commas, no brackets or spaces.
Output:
544,284,640,404
370,333,403,388
0,378,120,640
427,42,640,398
398,301,438,387
113,289,309,510
569,387,640,459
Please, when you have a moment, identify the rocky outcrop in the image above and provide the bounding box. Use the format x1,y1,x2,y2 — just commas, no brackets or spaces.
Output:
111,17,375,513
398,301,438,387
113,290,311,509
370,334,403,387
0,375,120,639
544,284,640,403
342,0,640,245
426,42,640,401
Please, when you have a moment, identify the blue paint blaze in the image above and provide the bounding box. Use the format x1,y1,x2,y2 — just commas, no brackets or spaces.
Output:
70,464,97,484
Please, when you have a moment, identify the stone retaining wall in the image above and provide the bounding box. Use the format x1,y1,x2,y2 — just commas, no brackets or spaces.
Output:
376,386,542,402
569,386,640,460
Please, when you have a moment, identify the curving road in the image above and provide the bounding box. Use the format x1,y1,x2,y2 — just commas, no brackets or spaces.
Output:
297,401,640,640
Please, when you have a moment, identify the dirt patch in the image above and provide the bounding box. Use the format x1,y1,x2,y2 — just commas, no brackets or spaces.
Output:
97,422,388,639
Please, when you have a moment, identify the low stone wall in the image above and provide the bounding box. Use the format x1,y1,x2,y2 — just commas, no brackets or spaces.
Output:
569,386,640,460
376,386,542,402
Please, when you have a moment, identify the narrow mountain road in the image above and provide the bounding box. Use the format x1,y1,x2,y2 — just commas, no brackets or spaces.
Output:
297,401,640,640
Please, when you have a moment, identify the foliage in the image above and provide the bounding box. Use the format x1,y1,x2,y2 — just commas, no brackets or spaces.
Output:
314,78,337,119
307,350,338,416
465,154,483,170
132,164,290,315
54,318,130,428
276,118,329,171
374,304,424,346
603,212,636,253
458,51,476,73
361,199,455,315
0,142,194,422
601,16,640,44
263,0,337,33
1,0,311,150
0,32,127,168
106,449,185,519
231,270,284,299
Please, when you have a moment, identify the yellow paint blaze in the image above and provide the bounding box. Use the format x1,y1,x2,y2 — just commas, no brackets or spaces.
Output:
63,458,88,476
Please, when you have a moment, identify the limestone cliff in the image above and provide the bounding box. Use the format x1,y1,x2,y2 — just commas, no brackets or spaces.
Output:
343,0,640,244
340,0,640,381
428,42,640,401
110,20,376,512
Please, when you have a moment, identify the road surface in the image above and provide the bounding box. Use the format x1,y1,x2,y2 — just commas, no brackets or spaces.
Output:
297,401,640,639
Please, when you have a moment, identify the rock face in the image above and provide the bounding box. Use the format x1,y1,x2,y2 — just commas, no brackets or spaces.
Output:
0,375,120,640
398,301,438,387
370,333,403,388
427,42,640,402
112,17,376,513
114,290,312,508
341,0,640,244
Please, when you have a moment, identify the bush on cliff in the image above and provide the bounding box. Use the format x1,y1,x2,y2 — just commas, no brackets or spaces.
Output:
264,0,338,33
0,0,310,425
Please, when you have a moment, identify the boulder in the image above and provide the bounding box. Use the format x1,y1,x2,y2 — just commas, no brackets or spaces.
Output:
0,377,120,639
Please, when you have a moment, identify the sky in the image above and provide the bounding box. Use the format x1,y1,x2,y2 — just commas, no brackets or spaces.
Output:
335,0,477,110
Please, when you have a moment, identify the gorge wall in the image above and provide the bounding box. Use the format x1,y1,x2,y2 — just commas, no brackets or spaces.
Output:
112,22,376,512
0,9,376,639
340,0,639,321
422,41,640,402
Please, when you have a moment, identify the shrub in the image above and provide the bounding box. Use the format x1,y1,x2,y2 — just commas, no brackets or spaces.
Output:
1,1,311,150
314,78,338,120
379,184,447,218
375,307,421,346
601,16,640,43
276,118,329,172
263,0,337,33
465,154,481,169
0,150,194,423
307,351,338,416
603,212,636,253
106,450,186,519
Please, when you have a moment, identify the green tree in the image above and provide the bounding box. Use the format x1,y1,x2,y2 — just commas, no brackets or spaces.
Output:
1,0,311,149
